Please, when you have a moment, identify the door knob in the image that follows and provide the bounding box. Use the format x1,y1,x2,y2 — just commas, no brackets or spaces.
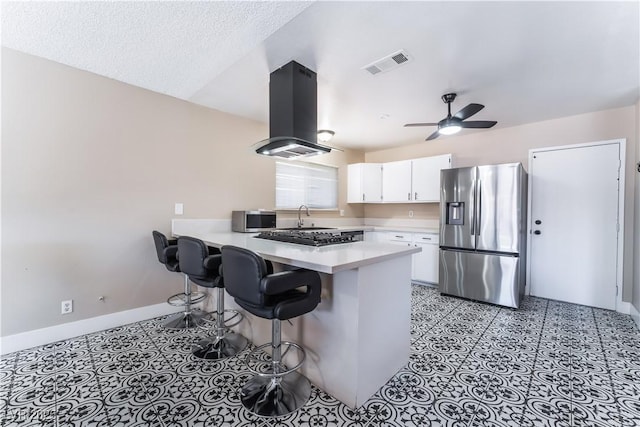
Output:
534,230,541,235
535,220,542,225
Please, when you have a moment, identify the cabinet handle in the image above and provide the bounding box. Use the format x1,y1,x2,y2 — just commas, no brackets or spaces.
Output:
362,193,365,201
408,192,411,200
422,237,431,240
395,235,403,238
415,192,418,200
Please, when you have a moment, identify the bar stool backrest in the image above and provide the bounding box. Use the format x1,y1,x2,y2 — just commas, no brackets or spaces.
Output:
177,236,211,280
152,230,172,264
220,246,270,307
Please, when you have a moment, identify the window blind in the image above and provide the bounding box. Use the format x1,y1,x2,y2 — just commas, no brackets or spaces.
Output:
275,161,338,209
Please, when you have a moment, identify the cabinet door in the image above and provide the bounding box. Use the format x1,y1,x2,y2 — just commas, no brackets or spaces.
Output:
412,154,452,202
382,160,412,202
347,164,364,203
412,233,440,283
348,163,382,203
362,164,382,202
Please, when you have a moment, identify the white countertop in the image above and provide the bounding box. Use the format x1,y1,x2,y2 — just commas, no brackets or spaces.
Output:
171,218,440,235
175,231,421,274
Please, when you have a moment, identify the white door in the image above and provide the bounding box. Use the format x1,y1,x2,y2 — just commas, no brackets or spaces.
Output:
529,142,620,310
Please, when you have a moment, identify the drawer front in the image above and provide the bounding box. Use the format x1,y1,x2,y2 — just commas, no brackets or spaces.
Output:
412,233,439,245
386,232,412,243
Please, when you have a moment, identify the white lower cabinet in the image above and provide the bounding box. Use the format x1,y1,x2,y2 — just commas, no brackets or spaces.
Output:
411,233,439,284
372,230,439,284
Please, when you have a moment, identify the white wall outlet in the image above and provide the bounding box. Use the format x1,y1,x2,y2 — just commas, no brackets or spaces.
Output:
174,203,184,215
409,210,414,218
340,209,345,217
61,300,73,314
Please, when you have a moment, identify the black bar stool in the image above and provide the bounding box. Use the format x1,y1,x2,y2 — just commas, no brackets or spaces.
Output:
152,231,206,329
220,245,321,417
178,236,248,360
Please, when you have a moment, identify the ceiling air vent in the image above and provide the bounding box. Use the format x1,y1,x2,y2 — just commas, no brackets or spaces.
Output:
362,50,411,76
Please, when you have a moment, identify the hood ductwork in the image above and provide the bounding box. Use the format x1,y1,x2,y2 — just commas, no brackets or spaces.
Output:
255,61,333,159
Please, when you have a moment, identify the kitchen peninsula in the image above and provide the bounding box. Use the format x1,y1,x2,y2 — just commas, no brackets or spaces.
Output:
172,224,420,408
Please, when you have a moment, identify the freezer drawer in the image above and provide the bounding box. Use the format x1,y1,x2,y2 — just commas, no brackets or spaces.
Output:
439,249,523,308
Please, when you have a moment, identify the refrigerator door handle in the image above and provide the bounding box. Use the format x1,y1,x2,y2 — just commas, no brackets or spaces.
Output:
476,179,482,236
470,179,476,236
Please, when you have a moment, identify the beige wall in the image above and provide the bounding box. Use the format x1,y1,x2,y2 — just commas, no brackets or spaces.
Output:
1,49,363,336
365,106,638,303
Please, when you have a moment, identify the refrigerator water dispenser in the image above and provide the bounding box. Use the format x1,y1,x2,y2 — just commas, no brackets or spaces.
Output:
446,202,464,225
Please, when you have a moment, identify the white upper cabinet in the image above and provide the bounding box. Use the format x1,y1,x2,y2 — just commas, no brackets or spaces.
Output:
411,154,452,202
347,163,382,203
347,154,452,204
382,160,412,202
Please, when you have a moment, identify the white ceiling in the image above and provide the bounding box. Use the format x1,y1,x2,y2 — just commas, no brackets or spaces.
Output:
2,1,639,151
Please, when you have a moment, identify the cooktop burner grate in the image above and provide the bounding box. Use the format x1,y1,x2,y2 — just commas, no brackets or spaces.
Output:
255,230,354,246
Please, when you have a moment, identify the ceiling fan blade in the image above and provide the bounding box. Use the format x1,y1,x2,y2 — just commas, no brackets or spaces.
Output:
454,103,484,120
460,120,497,129
404,122,438,127
425,130,440,141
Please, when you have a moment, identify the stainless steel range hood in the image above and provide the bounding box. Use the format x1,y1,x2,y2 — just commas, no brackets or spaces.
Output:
255,61,334,159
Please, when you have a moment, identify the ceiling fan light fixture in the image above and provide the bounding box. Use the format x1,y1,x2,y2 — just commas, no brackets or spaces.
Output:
439,123,461,135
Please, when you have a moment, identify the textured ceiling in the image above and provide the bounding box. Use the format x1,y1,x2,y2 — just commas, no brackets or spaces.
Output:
1,1,311,99
2,1,639,150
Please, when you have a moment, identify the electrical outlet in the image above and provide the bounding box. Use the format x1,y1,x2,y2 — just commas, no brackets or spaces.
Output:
61,300,73,315
409,210,414,218
174,203,184,215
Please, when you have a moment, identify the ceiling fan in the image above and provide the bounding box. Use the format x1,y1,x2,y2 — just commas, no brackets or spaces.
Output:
404,93,497,141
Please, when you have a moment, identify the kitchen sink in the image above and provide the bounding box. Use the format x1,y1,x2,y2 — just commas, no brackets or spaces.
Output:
276,227,337,231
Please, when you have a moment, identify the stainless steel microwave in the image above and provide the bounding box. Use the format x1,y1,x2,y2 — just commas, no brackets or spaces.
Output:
231,210,277,233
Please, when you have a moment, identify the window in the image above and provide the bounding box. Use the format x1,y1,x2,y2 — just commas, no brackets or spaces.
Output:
275,161,338,209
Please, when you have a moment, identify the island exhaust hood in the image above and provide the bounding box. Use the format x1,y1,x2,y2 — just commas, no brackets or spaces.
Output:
255,61,334,159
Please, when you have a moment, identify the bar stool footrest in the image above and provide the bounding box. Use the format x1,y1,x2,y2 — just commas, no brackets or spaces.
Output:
244,341,306,378
199,309,244,328
167,291,206,307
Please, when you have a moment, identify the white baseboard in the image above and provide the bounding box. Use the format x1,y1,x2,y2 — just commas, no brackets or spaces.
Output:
617,301,631,315
631,303,640,330
0,303,180,355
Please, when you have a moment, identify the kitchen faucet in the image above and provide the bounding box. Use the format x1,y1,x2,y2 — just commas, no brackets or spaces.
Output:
297,205,310,228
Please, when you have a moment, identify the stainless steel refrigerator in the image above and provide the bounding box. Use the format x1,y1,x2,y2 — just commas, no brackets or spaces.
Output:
439,163,527,308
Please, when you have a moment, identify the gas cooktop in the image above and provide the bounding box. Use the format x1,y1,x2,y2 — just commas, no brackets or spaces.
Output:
255,230,354,247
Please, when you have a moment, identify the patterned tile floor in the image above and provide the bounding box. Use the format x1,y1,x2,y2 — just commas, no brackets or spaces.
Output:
1,285,639,426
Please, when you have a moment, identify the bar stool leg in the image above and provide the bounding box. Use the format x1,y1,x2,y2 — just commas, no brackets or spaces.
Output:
163,274,207,329
192,287,248,360
240,319,311,417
